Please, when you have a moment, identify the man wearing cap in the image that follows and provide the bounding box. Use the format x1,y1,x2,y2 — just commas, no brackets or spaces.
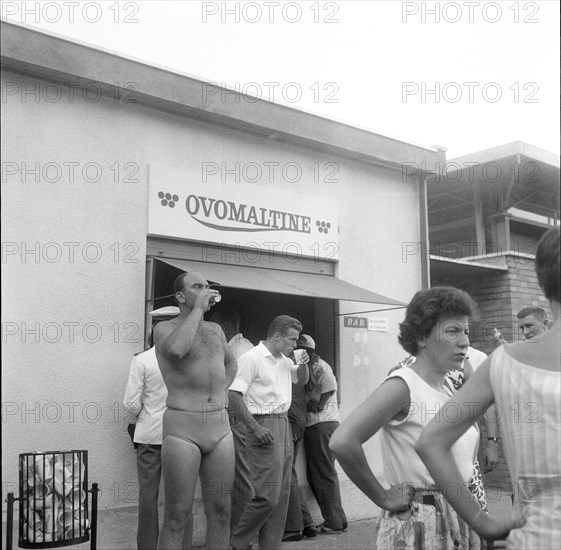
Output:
123,306,191,550
227,315,309,550
299,335,348,535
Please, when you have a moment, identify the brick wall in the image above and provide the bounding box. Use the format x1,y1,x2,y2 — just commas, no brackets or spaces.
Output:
432,268,512,354
507,255,551,326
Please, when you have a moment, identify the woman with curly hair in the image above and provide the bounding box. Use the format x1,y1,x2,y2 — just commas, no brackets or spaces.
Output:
418,226,560,548
330,286,483,549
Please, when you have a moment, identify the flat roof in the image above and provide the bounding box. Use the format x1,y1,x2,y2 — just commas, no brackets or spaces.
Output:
1,20,445,173
430,254,509,279
427,140,560,244
451,141,560,170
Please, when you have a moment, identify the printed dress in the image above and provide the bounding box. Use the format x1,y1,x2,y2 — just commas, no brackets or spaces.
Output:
374,366,481,549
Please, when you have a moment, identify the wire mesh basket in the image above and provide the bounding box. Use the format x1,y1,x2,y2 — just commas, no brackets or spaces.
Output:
18,451,90,548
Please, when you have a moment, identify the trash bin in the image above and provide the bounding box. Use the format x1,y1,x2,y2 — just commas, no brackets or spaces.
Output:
18,451,91,548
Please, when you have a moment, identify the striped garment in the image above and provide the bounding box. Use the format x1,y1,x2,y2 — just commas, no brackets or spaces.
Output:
489,345,561,549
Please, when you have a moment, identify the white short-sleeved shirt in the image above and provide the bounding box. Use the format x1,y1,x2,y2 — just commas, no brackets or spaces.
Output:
229,341,299,415
306,358,340,426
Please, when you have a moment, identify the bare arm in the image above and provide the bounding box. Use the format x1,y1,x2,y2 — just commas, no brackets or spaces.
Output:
318,390,335,411
155,289,218,360
463,359,499,472
416,360,523,538
308,390,335,413
329,378,414,511
224,343,238,391
295,361,309,385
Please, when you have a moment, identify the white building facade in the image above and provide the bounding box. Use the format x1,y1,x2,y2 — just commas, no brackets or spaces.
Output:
1,21,443,546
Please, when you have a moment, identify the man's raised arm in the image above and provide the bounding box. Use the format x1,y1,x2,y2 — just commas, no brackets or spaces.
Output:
155,289,216,360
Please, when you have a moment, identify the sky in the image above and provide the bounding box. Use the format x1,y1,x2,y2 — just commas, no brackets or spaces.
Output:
2,0,560,158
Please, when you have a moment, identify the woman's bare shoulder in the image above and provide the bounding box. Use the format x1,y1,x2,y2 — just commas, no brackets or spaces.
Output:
500,335,561,373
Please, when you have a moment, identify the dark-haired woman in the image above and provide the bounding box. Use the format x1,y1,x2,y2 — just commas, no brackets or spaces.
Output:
418,228,560,548
330,286,482,549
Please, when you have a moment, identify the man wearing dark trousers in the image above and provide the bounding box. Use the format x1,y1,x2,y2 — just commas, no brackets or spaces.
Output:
228,315,309,550
282,376,316,542
210,307,254,530
300,335,348,534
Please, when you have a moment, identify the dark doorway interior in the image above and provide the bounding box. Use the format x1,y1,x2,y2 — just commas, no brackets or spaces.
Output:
150,259,337,374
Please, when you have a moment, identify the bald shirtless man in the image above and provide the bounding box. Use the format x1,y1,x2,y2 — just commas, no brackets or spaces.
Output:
155,272,237,550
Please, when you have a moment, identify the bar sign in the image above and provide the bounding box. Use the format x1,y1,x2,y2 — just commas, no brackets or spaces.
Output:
344,316,368,328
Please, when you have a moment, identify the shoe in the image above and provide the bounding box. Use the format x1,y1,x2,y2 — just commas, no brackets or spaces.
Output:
317,522,344,534
303,525,317,538
282,531,303,542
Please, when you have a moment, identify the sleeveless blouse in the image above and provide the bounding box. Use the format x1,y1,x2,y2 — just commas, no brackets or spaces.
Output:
381,367,480,487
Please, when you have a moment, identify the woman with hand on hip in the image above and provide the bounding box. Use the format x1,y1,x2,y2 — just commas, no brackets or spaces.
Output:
330,286,482,549
417,226,560,548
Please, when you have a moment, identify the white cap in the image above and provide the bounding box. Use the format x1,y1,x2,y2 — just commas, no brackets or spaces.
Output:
149,306,179,318
297,334,316,350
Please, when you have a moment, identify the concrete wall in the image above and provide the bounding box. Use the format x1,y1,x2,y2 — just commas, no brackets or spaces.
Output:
2,64,424,547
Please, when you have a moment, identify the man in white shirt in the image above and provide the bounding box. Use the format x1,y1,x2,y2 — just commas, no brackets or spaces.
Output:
228,315,309,550
123,306,191,550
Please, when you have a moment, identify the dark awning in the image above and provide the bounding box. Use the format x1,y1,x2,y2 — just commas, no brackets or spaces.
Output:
156,257,405,307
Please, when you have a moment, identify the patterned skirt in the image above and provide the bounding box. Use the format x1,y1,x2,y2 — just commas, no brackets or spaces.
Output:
468,459,488,514
372,488,481,549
